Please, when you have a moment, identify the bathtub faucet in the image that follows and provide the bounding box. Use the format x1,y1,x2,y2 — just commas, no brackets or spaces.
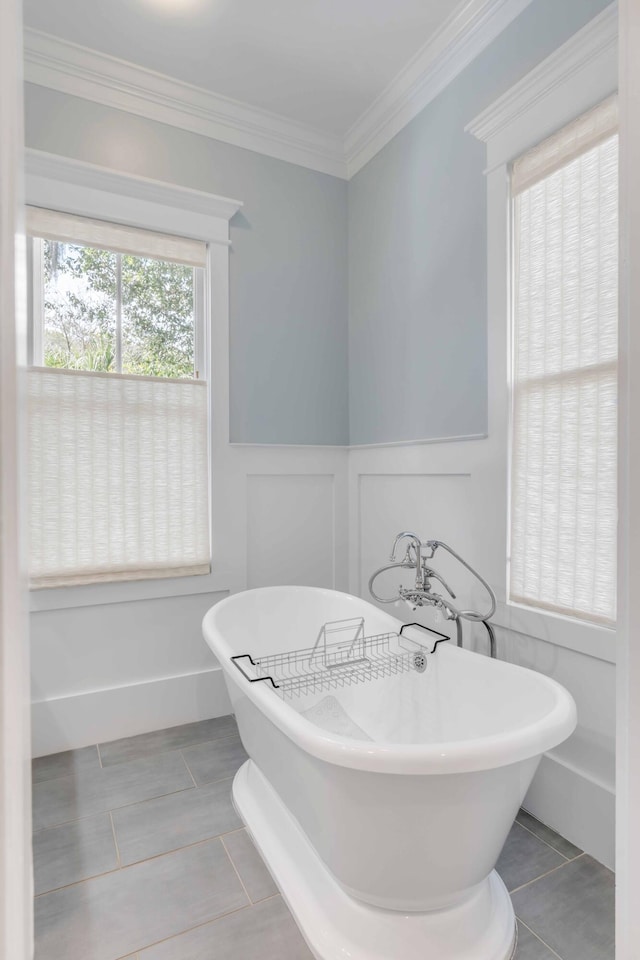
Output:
388,532,456,600
369,533,497,657
390,532,428,592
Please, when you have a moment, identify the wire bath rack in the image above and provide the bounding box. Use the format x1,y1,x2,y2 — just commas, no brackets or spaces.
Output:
230,617,449,699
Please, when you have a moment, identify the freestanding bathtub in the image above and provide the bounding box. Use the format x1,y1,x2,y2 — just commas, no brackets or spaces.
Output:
203,586,576,960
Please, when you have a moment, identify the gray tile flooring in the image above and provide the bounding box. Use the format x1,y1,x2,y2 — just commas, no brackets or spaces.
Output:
498,813,614,959
32,717,614,960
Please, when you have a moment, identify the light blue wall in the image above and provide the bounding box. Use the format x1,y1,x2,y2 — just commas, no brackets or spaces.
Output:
348,0,613,446
24,85,349,445
24,0,613,447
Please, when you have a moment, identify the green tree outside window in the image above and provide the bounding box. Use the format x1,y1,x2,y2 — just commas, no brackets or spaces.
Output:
43,240,195,379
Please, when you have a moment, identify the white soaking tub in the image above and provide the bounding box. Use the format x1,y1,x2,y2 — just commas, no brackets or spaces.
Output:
203,586,576,960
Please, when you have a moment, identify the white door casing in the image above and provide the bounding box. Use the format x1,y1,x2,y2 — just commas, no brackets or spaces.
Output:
0,0,32,956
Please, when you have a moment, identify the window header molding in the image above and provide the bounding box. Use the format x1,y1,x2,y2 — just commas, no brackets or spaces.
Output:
24,148,243,246
466,3,617,171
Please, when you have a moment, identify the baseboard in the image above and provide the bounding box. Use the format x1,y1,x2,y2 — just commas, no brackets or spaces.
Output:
523,751,615,870
31,667,231,757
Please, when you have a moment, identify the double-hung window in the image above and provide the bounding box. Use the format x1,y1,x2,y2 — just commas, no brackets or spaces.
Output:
509,96,618,626
27,208,211,588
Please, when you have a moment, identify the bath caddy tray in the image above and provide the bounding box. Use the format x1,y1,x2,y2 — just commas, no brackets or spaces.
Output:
231,618,449,699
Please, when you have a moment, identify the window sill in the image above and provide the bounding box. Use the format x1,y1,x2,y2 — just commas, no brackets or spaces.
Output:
493,599,616,664
28,568,243,612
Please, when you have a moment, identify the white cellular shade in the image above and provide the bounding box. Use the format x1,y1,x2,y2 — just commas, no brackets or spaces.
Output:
28,367,210,587
509,109,618,625
511,94,618,196
26,207,207,267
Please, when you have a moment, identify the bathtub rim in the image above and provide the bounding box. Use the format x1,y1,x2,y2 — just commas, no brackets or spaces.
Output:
203,586,577,776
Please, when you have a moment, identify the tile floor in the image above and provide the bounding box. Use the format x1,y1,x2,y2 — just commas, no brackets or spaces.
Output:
32,716,615,960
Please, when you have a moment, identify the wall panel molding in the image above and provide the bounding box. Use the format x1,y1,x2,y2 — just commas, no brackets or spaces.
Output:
246,473,336,590
356,470,474,597
229,432,487,450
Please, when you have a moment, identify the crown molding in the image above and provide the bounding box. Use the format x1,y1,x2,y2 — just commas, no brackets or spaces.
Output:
467,4,617,144
23,28,348,180
344,0,536,177
24,1,608,182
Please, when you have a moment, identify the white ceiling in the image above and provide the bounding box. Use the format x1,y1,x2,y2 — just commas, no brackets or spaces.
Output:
22,0,460,136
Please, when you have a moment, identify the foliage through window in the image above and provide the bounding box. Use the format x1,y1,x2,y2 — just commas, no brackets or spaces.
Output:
40,241,197,378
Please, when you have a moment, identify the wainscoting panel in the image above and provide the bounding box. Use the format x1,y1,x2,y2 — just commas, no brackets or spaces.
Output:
247,473,335,589
31,446,348,756
30,592,227,702
358,472,473,598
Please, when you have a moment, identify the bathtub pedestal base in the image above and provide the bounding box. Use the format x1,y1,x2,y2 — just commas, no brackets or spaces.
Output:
233,760,516,960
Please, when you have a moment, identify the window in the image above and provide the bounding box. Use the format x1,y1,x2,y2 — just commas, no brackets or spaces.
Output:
27,208,211,588
509,96,618,626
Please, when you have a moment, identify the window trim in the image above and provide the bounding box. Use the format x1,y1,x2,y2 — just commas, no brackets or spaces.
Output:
466,6,617,664
25,149,243,611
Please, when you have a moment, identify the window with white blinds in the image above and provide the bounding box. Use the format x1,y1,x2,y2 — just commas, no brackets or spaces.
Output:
27,210,211,588
509,96,618,626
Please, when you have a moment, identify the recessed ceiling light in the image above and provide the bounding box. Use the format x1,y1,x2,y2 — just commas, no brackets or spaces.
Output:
140,0,210,13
